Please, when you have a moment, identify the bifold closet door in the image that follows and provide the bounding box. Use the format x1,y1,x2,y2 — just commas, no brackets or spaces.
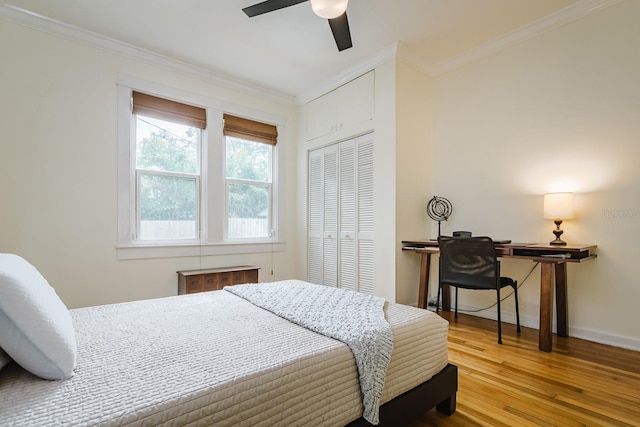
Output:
338,141,356,291
337,136,374,293
356,138,374,295
322,145,338,287
308,134,374,293
308,145,338,287
308,149,323,285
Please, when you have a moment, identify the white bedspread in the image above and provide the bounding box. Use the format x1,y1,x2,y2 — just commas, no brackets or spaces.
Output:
225,280,392,425
0,285,449,426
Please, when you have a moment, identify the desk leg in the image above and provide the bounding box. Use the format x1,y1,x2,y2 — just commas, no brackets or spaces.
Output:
555,263,568,337
417,253,431,309
539,262,555,352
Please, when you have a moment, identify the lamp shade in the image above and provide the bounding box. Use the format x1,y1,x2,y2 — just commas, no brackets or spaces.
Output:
310,0,348,19
543,193,574,219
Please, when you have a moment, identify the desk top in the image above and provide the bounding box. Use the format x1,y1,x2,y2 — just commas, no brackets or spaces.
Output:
402,240,597,262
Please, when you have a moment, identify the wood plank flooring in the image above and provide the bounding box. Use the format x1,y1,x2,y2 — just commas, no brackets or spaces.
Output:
409,311,640,427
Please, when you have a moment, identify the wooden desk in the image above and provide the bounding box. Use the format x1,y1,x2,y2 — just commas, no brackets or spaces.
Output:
402,240,597,352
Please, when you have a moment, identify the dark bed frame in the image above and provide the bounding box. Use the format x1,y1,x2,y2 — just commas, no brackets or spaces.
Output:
346,363,458,426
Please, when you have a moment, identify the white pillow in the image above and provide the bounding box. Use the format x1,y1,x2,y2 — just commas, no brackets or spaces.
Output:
0,254,77,380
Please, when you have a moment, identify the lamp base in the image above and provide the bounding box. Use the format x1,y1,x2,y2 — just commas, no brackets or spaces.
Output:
549,238,567,246
550,218,567,246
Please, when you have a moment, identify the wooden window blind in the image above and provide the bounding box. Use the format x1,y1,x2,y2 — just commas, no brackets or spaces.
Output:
132,91,206,129
223,114,278,145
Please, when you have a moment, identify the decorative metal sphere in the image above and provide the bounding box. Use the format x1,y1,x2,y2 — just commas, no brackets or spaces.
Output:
427,196,452,222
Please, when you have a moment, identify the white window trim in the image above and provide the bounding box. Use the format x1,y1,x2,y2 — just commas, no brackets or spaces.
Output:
116,74,286,260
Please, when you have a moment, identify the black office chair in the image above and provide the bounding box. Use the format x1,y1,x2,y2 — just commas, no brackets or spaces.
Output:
436,236,521,344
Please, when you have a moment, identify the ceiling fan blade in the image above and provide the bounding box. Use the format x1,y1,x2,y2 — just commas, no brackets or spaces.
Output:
242,0,308,17
328,12,352,51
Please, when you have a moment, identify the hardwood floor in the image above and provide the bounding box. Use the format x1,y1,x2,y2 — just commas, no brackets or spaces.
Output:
409,311,640,427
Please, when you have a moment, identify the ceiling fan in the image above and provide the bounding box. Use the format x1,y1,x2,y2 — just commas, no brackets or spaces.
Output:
243,0,353,51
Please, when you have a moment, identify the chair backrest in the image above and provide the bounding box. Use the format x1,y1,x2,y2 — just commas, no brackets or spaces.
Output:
437,236,498,289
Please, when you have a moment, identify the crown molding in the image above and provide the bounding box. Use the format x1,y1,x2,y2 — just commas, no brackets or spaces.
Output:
0,4,297,106
430,0,623,75
296,42,398,104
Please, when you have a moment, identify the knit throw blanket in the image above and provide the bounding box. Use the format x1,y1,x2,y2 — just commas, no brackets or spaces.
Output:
225,280,393,425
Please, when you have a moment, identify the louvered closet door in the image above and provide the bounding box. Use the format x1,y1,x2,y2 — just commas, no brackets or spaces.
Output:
339,140,357,291
322,145,338,287
357,138,375,295
308,134,374,293
308,149,324,285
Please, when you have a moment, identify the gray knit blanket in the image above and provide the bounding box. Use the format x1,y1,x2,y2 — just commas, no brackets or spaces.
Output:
224,280,393,425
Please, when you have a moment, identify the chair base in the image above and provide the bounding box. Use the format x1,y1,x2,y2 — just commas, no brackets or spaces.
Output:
436,283,521,344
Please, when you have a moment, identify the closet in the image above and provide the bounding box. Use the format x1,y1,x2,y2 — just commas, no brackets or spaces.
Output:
306,71,374,141
308,133,374,294
302,60,432,304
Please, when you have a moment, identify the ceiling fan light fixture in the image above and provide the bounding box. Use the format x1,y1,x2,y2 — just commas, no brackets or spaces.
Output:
310,0,348,19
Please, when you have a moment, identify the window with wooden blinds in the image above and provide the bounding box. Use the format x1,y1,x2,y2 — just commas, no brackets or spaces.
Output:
223,114,278,145
132,91,206,129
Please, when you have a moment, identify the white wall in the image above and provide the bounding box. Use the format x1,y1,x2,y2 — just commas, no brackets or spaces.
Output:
430,0,640,349
372,61,397,302
0,19,300,309
394,60,432,305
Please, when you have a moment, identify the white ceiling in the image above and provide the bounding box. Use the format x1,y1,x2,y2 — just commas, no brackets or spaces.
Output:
4,0,613,102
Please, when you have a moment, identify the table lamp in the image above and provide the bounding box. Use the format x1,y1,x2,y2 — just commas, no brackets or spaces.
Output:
543,192,574,246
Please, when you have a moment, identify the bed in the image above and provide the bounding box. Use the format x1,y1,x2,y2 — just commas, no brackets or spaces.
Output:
0,255,457,426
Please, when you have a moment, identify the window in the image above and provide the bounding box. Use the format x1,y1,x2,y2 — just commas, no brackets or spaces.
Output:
223,114,277,240
135,115,200,241
117,76,285,259
132,91,204,243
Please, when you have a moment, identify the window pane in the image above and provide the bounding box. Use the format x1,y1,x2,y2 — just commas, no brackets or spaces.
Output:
228,182,270,238
225,137,271,182
139,173,197,240
136,115,199,174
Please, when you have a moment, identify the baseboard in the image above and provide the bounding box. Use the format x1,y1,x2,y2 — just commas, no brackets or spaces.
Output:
452,304,640,352
566,326,640,352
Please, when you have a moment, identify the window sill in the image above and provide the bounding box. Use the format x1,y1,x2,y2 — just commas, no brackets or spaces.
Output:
116,241,285,260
